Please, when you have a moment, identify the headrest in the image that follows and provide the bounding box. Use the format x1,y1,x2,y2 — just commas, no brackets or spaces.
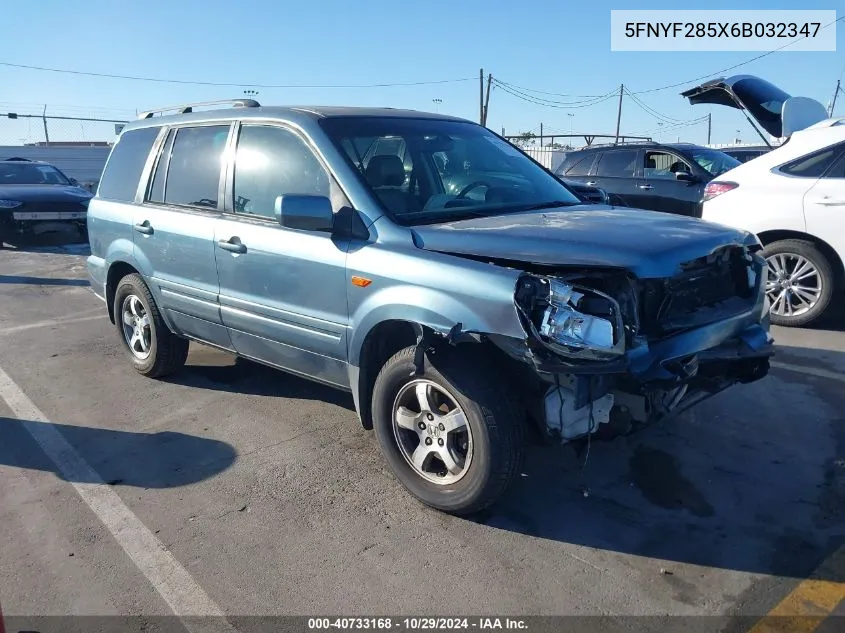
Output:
366,155,405,187
645,157,656,168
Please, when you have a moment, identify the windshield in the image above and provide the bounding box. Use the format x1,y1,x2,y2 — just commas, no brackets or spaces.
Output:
0,161,70,185
686,148,741,177
319,117,581,225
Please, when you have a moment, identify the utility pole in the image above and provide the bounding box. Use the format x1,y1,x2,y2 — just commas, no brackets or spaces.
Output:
614,84,623,145
41,104,50,144
830,80,842,117
707,113,712,145
539,122,544,147
482,73,493,126
479,68,484,124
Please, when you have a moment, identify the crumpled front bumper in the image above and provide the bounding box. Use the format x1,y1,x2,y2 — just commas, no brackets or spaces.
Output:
627,252,773,385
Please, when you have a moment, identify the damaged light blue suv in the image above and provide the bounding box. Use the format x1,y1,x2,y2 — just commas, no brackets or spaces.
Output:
87,99,773,515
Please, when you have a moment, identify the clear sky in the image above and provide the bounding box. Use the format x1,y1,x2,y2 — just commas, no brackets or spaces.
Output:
2,0,843,146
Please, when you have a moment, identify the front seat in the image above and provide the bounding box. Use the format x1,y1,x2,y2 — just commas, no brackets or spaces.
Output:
365,155,409,214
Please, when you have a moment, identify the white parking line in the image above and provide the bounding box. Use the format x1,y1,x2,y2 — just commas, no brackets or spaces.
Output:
771,361,845,383
0,312,107,335
0,363,235,631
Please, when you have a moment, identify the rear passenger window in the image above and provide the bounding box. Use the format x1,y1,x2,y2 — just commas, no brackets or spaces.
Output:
232,125,330,219
563,155,593,176
595,150,637,177
163,125,230,209
97,127,161,202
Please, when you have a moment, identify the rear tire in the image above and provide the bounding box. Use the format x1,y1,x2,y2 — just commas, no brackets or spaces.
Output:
113,273,189,378
371,345,523,515
763,239,835,328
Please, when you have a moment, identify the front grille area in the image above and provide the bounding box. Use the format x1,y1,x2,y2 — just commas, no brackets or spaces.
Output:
639,246,755,337
18,200,88,214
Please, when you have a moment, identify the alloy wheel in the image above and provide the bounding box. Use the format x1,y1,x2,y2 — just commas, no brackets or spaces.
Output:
391,379,473,485
120,294,152,359
765,253,822,318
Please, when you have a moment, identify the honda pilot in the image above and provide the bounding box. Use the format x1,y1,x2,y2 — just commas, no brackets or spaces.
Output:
87,99,773,515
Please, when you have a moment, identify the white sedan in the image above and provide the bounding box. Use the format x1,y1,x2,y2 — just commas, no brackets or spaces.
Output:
701,119,845,327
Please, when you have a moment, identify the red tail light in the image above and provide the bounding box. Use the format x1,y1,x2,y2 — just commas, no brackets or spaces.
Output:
703,181,738,202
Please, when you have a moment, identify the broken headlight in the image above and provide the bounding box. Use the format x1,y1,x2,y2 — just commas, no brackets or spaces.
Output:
518,276,626,360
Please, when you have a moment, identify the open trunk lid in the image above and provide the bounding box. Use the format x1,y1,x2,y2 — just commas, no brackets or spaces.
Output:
680,74,828,139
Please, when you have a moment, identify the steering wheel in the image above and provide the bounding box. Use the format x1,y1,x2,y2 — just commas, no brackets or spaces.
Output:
455,181,490,199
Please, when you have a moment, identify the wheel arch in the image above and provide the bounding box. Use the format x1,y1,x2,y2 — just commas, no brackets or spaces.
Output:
350,316,516,430
756,229,845,285
105,261,141,324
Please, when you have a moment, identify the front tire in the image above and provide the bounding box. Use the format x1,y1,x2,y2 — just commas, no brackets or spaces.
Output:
372,346,523,515
113,273,189,378
763,239,835,328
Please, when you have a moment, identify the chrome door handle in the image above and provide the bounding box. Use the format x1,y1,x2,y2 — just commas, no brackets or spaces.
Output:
637,184,653,190
815,199,845,206
585,181,597,186
217,238,247,254
133,222,153,235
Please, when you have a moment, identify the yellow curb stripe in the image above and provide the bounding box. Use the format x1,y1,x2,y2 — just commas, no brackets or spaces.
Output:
747,546,845,633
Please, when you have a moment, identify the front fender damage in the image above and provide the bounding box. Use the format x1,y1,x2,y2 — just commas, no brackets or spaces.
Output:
421,249,774,445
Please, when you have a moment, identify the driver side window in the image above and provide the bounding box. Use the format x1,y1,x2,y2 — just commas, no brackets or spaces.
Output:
643,151,691,180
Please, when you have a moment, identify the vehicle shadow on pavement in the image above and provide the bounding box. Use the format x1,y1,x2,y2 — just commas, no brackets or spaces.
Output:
475,345,845,582
0,417,237,488
3,231,90,255
0,274,89,287
167,354,357,411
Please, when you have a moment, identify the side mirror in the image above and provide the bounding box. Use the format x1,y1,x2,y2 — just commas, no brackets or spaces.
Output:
274,195,334,232
69,178,80,186
674,170,696,182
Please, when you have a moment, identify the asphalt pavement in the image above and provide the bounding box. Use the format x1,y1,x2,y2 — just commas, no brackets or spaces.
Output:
1,235,843,632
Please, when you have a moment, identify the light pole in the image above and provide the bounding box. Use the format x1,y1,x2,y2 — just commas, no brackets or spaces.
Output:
243,89,259,99
432,98,442,113
656,121,663,142
567,113,575,142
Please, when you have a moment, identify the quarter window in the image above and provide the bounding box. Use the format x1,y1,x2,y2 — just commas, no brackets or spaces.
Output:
595,150,638,178
232,125,330,219
780,146,841,178
824,151,845,179
98,126,161,202
162,125,230,209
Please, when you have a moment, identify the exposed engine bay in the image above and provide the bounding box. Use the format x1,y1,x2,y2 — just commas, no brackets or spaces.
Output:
496,244,773,443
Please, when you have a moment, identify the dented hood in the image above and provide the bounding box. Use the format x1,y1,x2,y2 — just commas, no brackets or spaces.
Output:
680,74,827,138
410,206,756,279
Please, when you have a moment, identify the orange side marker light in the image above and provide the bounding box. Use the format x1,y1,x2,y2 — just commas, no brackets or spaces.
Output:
351,276,372,288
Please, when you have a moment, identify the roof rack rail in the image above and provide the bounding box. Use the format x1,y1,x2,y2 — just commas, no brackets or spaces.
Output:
581,139,657,149
138,98,261,120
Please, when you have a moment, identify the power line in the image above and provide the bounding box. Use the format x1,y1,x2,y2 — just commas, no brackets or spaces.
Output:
493,81,618,109
625,89,708,125
0,61,473,89
489,79,610,99
492,79,617,107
